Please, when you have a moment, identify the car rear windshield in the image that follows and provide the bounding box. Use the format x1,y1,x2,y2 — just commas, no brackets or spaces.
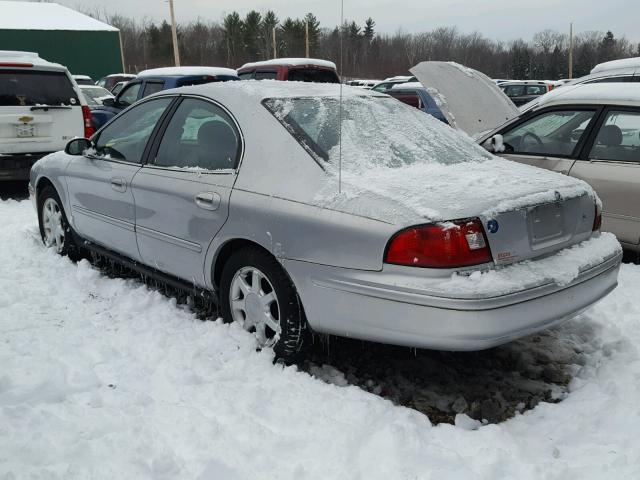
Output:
263,95,491,171
287,68,340,83
0,69,79,106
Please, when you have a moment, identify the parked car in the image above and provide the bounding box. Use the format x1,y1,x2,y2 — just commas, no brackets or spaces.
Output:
96,73,136,90
110,81,127,96
566,56,640,85
346,79,381,89
72,74,94,85
30,81,620,363
371,76,417,93
237,58,339,83
0,50,93,181
411,61,640,251
79,85,114,106
90,66,239,129
387,82,447,123
499,81,553,106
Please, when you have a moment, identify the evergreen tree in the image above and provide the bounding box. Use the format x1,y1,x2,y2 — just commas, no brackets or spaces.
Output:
260,11,279,59
223,12,243,66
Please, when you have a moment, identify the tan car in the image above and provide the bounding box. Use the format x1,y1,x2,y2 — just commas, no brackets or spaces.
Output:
411,62,640,251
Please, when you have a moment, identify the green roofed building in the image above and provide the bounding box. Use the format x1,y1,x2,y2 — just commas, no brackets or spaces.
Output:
0,1,123,80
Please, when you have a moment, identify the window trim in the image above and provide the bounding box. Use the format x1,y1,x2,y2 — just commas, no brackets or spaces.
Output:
579,105,640,165
142,94,245,175
497,105,604,160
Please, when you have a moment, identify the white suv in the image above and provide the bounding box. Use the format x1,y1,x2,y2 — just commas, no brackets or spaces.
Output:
0,51,93,181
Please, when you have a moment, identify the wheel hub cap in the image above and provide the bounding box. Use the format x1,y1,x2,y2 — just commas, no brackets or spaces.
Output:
42,197,65,253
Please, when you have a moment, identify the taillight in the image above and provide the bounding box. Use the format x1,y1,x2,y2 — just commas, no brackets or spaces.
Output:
0,62,33,68
593,204,602,231
82,105,95,138
385,218,493,268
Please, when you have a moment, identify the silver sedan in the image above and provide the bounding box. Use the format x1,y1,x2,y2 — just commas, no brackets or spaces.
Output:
29,81,622,363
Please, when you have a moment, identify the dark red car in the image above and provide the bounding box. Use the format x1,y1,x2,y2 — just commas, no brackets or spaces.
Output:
237,58,340,83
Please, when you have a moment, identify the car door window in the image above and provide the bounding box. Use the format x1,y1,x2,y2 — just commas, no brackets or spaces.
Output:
93,97,172,163
589,111,640,162
117,82,141,106
141,81,164,98
154,98,240,171
254,70,277,80
502,109,596,156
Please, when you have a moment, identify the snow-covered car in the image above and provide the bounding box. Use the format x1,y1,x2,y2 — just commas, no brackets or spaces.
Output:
72,74,94,86
96,73,136,91
564,56,640,86
411,61,640,252
388,82,447,122
237,58,340,83
0,51,94,181
29,81,621,363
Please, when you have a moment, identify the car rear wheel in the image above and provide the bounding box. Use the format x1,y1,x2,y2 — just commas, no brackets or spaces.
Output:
220,247,310,363
37,185,82,261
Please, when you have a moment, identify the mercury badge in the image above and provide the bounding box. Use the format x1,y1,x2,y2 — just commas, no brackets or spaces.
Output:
487,219,499,234
18,115,34,123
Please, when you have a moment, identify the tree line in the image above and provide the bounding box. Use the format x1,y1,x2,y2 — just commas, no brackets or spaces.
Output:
92,9,639,80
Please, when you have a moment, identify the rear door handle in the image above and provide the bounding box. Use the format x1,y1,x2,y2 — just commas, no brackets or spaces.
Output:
110,177,127,193
194,192,221,211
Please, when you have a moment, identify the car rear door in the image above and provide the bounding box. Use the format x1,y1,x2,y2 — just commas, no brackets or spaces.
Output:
568,107,640,246
0,68,83,155
496,106,600,174
65,97,174,259
131,96,242,286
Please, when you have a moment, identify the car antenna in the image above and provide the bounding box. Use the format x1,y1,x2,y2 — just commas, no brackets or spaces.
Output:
338,0,344,194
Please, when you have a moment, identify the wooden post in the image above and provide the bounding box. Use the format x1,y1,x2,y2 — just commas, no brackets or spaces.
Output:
305,21,310,58
169,0,181,67
568,22,573,79
272,27,277,59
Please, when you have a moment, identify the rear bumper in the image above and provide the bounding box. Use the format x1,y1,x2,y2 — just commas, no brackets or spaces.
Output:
0,153,51,181
285,250,622,351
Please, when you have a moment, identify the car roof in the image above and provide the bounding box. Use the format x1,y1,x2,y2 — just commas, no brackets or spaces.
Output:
0,50,67,72
526,83,640,110
137,66,238,78
239,58,337,71
106,73,136,78
499,80,547,86
591,56,640,74
390,81,425,91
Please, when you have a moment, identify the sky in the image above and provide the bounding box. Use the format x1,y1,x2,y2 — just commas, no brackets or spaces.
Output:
56,0,640,43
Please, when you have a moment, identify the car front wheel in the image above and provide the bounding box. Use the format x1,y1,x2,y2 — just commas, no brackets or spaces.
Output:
37,185,82,260
220,247,311,363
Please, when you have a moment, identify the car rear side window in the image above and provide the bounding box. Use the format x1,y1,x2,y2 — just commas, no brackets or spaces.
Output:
154,98,240,171
388,92,422,109
255,71,277,80
589,111,640,162
0,69,79,106
287,68,340,83
93,97,172,164
502,109,596,157
142,81,164,97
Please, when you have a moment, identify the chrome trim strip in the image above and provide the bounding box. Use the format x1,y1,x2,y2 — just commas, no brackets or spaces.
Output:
136,224,202,253
72,205,135,232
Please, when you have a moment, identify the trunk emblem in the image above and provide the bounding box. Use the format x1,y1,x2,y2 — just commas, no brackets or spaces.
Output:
487,219,499,233
18,115,34,123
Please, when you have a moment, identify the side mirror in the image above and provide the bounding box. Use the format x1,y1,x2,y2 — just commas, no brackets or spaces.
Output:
482,134,506,153
102,97,115,107
65,137,92,156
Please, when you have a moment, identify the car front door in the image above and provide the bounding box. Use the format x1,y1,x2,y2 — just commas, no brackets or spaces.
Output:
65,97,174,259
569,108,640,246
497,107,600,174
131,96,242,285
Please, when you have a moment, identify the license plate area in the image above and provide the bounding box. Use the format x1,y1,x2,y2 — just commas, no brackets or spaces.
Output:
529,202,564,245
15,123,36,138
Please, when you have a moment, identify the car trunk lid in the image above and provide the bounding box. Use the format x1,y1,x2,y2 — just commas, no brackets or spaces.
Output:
410,61,520,137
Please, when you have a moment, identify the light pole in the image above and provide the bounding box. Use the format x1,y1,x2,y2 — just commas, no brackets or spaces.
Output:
168,0,180,66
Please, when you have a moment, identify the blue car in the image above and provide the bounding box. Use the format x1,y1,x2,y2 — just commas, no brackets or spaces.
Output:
386,82,448,124
90,67,239,129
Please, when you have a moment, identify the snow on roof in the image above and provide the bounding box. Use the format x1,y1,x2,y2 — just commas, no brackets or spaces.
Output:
0,50,66,70
137,66,238,78
591,56,640,74
529,83,640,110
391,81,424,90
73,75,92,80
384,75,413,81
239,58,337,71
0,1,118,31
105,73,136,78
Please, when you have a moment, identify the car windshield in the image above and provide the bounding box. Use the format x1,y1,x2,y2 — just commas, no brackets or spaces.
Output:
0,69,79,106
263,95,491,172
81,86,112,105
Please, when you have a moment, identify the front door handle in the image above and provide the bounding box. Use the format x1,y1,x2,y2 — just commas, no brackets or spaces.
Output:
194,192,221,211
110,177,127,193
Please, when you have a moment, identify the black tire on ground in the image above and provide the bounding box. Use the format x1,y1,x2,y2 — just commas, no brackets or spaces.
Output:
220,246,311,364
37,185,83,261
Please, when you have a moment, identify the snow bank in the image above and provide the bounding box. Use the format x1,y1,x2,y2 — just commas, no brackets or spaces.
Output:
1,199,640,479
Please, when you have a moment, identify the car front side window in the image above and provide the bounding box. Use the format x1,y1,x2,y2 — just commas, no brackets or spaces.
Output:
501,109,596,157
589,111,640,162
93,97,172,163
153,98,240,171
118,82,142,106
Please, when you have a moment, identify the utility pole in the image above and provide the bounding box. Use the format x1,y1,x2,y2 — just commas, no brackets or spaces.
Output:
305,21,310,58
272,27,277,59
168,0,180,67
568,22,573,79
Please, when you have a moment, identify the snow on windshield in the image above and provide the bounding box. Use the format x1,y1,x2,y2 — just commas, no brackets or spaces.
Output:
264,95,493,171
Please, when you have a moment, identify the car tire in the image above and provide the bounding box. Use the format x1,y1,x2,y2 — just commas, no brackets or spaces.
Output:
37,185,83,261
220,247,311,363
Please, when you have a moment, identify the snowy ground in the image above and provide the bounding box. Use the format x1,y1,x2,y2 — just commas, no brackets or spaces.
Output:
1,198,640,479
